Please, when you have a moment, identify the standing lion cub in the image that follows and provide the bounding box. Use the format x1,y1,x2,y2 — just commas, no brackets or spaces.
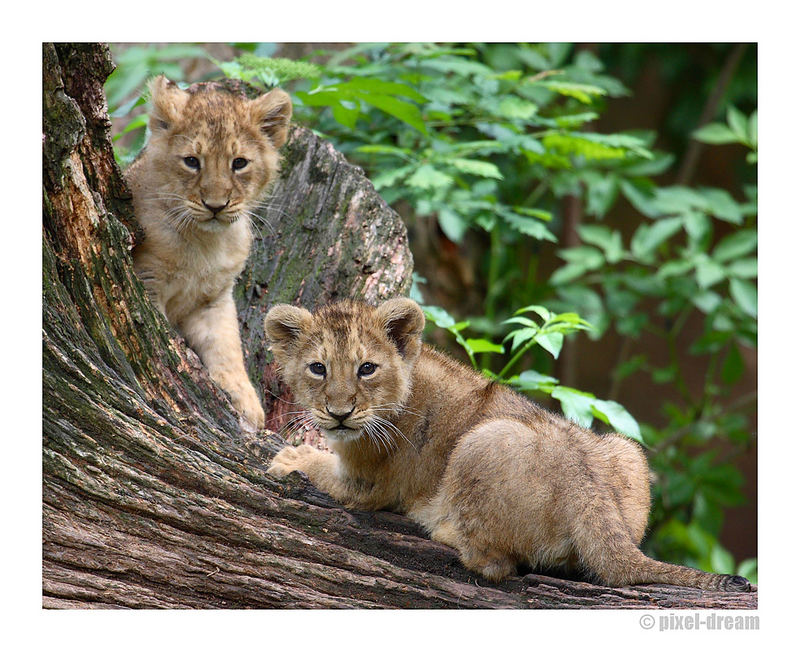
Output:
264,298,753,592
126,76,292,429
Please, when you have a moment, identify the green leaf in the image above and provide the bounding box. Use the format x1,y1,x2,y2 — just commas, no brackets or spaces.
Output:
692,290,722,314
535,332,564,359
422,56,492,77
710,543,736,575
590,399,643,444
682,213,710,252
721,344,744,384
502,316,537,329
504,327,538,352
437,207,469,243
537,80,607,104
578,225,624,263
513,207,552,221
748,110,758,147
342,76,427,103
118,113,148,136
407,164,453,190
543,132,635,161
579,132,653,158
499,212,557,242
515,305,552,321
620,179,659,218
372,164,414,190
657,259,695,279
549,263,588,285
712,229,757,262
355,144,413,159
559,246,605,271
695,257,727,289
551,386,595,427
726,257,757,279
510,370,559,391
552,312,593,329
651,186,707,216
585,175,619,218
630,217,683,258
698,188,743,224
110,92,146,118
450,158,504,179
692,122,739,145
422,305,456,329
736,558,758,584
330,101,360,129
622,151,674,177
464,338,504,354
730,279,757,317
727,105,749,144
553,111,598,128
358,93,428,133
496,96,538,120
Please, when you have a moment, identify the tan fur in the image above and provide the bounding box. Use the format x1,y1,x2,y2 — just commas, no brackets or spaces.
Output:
126,76,292,429
264,299,754,592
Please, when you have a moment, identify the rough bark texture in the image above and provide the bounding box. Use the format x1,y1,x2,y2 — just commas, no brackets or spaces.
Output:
42,42,756,610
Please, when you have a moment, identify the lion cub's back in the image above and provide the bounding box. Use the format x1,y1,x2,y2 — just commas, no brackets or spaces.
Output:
435,396,651,555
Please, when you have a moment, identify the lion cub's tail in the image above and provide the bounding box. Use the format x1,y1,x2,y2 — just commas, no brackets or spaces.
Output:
570,501,753,592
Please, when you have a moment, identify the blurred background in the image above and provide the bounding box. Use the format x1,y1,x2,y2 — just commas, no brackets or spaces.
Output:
106,42,757,582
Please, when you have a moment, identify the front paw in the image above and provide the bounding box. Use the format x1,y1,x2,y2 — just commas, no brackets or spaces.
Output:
267,444,319,478
230,383,266,431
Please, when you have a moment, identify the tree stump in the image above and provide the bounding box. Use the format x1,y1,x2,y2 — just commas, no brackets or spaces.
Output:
41,42,757,610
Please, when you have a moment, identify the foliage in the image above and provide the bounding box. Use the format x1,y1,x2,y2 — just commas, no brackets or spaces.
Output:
415,294,643,445
106,42,757,583
693,105,758,163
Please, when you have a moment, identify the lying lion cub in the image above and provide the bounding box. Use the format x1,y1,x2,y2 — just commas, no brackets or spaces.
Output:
264,298,752,592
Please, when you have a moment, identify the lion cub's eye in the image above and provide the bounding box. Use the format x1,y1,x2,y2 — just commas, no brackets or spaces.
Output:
183,156,200,170
357,362,377,377
232,157,248,171
309,362,326,377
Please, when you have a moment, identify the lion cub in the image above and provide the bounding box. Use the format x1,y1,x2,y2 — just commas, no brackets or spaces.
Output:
264,298,753,592
126,76,292,429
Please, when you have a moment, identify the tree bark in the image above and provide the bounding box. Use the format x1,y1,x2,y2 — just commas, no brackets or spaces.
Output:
41,42,756,610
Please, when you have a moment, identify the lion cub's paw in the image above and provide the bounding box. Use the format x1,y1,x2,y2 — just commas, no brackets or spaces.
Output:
267,444,319,478
229,383,266,431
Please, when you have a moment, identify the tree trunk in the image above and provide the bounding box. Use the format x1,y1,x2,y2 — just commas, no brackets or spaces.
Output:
41,42,756,610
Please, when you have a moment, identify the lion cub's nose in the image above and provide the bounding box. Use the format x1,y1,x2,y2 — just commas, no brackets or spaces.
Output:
203,199,229,216
326,406,355,423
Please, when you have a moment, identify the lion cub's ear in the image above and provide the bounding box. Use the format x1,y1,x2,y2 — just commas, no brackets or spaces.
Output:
375,298,425,360
250,89,293,148
148,75,188,132
264,304,313,361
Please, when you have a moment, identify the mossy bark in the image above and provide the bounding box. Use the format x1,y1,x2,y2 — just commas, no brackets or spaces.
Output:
41,42,757,610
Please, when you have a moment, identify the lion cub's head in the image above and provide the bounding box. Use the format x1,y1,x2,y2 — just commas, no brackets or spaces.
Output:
141,75,292,233
264,299,425,443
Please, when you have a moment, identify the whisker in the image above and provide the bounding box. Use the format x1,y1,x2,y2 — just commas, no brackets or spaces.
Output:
371,404,425,418
372,415,417,451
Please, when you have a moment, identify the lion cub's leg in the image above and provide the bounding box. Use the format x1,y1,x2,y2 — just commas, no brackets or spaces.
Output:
267,445,357,505
417,419,552,581
179,292,265,429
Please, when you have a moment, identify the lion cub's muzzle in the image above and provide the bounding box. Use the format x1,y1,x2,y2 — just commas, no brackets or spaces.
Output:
316,405,365,440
